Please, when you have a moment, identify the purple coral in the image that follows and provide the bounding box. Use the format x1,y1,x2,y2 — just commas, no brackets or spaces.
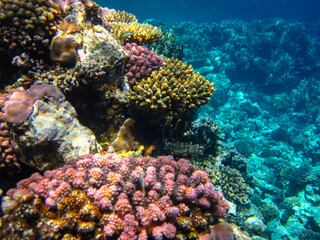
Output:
3,84,64,124
123,42,163,84
1,153,229,239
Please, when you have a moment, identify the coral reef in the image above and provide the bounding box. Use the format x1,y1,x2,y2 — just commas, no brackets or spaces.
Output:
0,91,19,169
123,42,163,85
128,58,215,117
0,153,229,239
165,117,221,162
0,0,61,58
260,204,280,223
166,141,204,159
9,89,101,171
104,10,137,23
109,21,162,44
147,28,184,60
49,35,78,64
172,19,320,92
4,84,64,124
206,165,250,205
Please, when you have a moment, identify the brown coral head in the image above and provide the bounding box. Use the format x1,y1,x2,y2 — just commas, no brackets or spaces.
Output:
58,20,80,33
50,36,78,64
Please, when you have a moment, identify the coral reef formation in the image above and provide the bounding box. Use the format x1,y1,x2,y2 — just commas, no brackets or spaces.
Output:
128,58,215,117
49,35,78,64
260,204,280,223
146,27,184,60
208,165,250,204
1,153,229,239
9,88,101,171
109,21,162,44
4,84,63,124
0,0,61,59
0,91,19,169
165,117,221,162
123,42,163,85
104,10,137,23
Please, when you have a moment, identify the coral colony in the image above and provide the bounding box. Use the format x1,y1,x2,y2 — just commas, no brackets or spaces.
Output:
0,0,240,239
2,154,229,239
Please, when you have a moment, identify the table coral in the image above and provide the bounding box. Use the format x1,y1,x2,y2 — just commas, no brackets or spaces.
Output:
123,42,163,85
128,58,215,117
0,0,61,58
0,153,229,239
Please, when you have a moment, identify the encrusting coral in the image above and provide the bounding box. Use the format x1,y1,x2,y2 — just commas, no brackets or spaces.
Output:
0,153,229,239
0,0,61,57
3,84,64,125
128,58,215,117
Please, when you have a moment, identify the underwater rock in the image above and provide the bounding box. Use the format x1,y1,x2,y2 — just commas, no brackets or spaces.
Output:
244,216,266,235
76,25,127,81
11,92,101,171
4,84,64,124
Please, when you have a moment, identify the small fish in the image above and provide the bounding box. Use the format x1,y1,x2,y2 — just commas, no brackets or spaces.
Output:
120,31,133,41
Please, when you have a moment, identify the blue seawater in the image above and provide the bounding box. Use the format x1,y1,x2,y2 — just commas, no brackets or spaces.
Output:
98,0,320,23
96,0,320,239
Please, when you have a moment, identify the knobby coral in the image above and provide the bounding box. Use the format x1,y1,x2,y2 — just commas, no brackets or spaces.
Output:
123,42,163,85
128,58,215,117
0,153,229,239
208,165,250,204
0,91,19,169
0,0,61,57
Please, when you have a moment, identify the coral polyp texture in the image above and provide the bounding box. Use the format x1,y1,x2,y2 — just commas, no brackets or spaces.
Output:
109,21,162,44
128,58,215,117
123,42,163,85
207,165,250,204
0,91,19,169
0,153,229,239
0,0,61,57
104,10,137,23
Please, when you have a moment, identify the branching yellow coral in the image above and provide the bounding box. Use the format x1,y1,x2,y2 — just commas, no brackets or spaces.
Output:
109,22,162,44
128,58,215,117
105,10,137,23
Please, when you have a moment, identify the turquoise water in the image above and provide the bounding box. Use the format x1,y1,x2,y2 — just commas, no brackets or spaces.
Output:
1,0,320,239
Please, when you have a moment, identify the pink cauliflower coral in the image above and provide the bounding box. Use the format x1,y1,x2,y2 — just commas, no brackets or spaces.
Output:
1,154,229,239
123,42,163,84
